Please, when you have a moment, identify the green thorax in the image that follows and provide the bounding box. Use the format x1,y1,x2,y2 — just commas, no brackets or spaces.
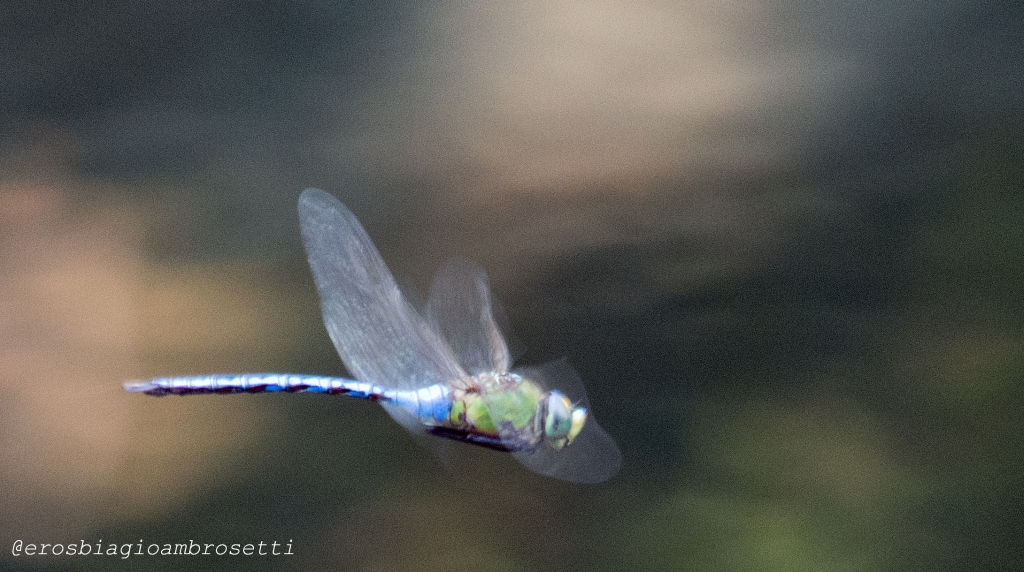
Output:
447,372,546,448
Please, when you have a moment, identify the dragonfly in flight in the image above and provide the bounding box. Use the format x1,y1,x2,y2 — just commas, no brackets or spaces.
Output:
125,189,621,483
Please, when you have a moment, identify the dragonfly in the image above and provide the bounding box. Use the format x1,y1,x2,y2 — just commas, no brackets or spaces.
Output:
125,188,621,483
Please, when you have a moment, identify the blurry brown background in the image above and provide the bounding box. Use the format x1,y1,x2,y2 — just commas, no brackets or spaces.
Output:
2,2,1021,570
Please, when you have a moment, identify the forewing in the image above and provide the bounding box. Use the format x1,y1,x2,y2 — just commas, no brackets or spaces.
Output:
426,258,511,375
298,189,464,390
510,359,622,484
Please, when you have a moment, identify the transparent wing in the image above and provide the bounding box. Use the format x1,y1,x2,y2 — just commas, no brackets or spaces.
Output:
426,258,511,375
508,359,622,484
298,188,465,391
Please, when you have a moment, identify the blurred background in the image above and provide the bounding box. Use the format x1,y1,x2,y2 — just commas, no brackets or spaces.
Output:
2,2,1021,570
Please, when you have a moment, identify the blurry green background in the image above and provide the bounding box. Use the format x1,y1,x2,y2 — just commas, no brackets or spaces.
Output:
2,2,1021,571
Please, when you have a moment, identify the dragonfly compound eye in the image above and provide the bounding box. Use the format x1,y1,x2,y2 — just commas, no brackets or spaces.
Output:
544,391,576,449
568,406,586,444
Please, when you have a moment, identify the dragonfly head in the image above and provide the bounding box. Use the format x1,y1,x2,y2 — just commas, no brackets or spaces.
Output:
543,390,587,449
